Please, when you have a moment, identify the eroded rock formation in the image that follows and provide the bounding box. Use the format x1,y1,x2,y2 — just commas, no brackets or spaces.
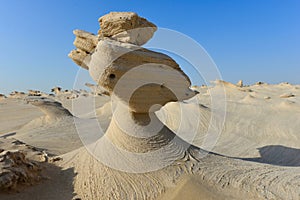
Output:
0,150,40,190
25,97,73,122
236,80,243,87
69,12,197,113
0,138,47,191
28,90,42,97
67,11,300,200
9,91,26,99
0,94,6,100
51,87,62,95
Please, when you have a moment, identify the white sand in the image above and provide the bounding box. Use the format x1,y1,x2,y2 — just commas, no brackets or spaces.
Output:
0,82,300,199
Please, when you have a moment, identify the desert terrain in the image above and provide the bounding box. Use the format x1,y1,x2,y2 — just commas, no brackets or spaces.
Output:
0,80,300,199
1,11,299,200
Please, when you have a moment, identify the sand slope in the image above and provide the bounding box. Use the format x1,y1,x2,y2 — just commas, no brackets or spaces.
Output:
0,82,300,199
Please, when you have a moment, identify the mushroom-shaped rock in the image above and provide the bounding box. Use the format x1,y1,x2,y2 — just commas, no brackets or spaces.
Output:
68,11,201,170
51,86,62,95
66,12,300,200
70,35,197,113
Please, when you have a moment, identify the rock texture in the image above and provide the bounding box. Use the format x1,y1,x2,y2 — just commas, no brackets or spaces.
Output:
0,138,47,191
68,12,157,72
68,30,99,70
98,12,157,46
28,90,42,97
0,150,40,190
73,30,98,53
69,12,196,113
90,40,197,113
51,87,61,95
9,91,26,99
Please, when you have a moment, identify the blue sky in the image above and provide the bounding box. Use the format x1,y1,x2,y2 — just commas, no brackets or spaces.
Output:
0,0,299,94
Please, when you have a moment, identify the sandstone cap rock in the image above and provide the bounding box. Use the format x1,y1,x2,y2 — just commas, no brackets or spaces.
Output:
68,30,98,70
98,12,157,46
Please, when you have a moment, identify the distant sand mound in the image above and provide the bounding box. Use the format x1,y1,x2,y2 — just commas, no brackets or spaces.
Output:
214,80,254,93
213,80,238,88
15,98,82,155
8,91,26,99
26,97,73,122
280,93,295,98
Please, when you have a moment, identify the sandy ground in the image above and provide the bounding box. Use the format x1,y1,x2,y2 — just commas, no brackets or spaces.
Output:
0,82,300,199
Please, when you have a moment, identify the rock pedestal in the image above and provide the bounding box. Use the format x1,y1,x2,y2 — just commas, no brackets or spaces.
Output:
69,11,199,170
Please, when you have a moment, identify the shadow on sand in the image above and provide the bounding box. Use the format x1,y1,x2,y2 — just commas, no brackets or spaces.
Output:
242,145,300,167
0,163,77,200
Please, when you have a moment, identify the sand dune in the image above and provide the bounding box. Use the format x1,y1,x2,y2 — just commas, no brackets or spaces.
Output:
12,98,80,155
